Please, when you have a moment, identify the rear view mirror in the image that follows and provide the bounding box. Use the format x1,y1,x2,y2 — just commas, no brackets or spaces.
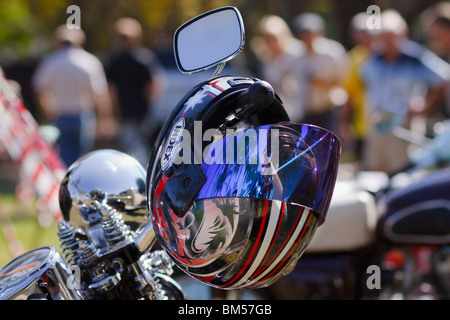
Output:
174,6,245,74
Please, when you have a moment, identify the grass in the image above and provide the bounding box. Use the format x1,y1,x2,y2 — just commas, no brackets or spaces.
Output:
0,194,61,267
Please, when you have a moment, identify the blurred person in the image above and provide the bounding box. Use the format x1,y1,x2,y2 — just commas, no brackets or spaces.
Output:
423,2,450,60
32,25,115,167
339,12,374,162
360,10,450,173
423,2,450,119
250,15,304,121
105,17,166,165
290,12,349,132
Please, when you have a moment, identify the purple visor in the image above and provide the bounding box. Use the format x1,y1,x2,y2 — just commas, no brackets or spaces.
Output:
196,123,341,224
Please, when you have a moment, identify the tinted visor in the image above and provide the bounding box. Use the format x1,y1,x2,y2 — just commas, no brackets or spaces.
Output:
196,123,341,224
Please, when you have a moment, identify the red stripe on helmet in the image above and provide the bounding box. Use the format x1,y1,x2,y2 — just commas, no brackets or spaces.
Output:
252,201,286,279
210,80,227,92
192,274,216,284
153,175,169,239
221,198,270,287
256,209,314,286
251,205,305,283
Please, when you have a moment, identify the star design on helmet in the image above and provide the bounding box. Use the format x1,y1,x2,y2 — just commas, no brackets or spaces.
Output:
179,83,224,118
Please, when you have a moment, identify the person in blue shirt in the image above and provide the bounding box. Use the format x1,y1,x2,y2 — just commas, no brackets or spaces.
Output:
360,9,450,173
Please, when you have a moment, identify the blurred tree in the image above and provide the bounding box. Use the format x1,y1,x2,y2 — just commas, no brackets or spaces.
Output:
0,0,444,65
0,0,41,59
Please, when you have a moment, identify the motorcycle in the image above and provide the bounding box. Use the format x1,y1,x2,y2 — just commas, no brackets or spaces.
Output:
0,149,186,300
0,6,342,300
256,122,450,300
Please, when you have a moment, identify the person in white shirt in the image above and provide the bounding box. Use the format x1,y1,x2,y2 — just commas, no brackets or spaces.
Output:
290,13,349,133
251,15,304,121
32,25,115,166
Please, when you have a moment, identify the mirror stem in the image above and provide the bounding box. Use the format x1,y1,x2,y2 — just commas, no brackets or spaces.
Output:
213,63,226,77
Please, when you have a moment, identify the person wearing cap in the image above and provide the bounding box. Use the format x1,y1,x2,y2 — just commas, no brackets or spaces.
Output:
423,2,450,61
251,15,304,121
290,12,349,133
32,25,115,166
423,2,450,119
104,17,166,165
360,9,450,173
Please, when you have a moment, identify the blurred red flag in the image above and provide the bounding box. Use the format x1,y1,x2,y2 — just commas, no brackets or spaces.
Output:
0,74,66,221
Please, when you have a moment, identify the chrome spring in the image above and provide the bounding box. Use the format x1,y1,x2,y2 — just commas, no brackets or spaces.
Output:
98,203,130,245
57,220,80,264
77,240,96,262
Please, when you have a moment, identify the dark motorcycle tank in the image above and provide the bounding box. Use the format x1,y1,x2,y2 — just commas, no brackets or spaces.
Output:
256,254,362,300
379,168,450,244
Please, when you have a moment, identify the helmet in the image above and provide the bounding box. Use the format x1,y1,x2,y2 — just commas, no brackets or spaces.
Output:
147,76,341,289
59,149,147,233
